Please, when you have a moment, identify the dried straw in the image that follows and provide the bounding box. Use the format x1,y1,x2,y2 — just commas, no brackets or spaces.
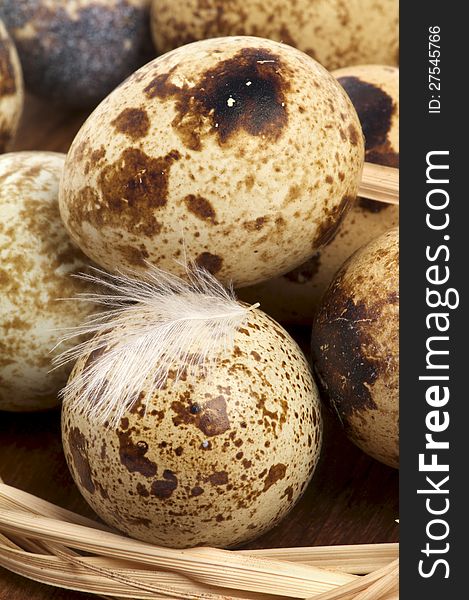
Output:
359,163,399,205
0,476,398,599
243,546,397,576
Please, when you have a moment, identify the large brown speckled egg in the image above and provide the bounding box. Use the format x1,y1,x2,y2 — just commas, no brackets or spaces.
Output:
151,0,399,70
62,309,322,548
312,228,399,468
239,65,398,323
0,0,153,108
59,36,364,288
0,152,95,412
0,19,24,153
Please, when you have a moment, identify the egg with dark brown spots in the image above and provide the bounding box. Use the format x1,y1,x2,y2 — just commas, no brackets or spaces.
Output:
0,19,23,153
62,308,322,547
335,65,399,168
239,65,398,323
151,0,398,70
0,152,96,411
312,228,399,468
0,0,154,108
59,36,364,287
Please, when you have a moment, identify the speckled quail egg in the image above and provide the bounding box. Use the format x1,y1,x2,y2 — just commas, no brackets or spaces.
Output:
312,227,399,468
335,65,399,168
239,65,399,323
58,36,364,288
0,0,154,108
62,308,322,548
151,0,399,70
0,152,96,412
0,19,24,153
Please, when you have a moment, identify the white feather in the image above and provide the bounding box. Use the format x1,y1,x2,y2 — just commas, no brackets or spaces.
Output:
54,263,257,425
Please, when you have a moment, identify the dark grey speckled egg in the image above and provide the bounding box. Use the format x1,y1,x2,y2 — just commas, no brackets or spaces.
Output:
0,0,154,108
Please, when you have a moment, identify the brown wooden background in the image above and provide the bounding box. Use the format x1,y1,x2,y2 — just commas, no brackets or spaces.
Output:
0,96,399,600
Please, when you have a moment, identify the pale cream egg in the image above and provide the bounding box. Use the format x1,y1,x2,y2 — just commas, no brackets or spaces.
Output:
0,152,95,411
151,0,399,70
62,308,323,547
58,36,364,287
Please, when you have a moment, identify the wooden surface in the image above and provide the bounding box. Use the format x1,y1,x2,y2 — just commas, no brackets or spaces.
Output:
0,97,399,599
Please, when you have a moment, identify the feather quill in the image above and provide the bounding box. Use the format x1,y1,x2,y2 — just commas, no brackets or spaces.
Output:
54,264,257,425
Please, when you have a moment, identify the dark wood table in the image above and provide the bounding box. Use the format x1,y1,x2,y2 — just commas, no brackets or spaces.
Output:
0,97,399,600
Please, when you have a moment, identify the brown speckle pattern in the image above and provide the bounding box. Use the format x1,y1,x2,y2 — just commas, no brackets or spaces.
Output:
62,308,323,548
144,47,291,147
263,463,287,491
0,20,23,152
150,0,399,71
0,152,97,411
312,228,399,468
338,74,399,169
68,427,95,494
111,107,150,140
238,65,399,323
59,36,364,287
67,147,180,239
118,430,157,477
195,252,223,275
151,470,178,499
171,395,231,437
184,194,217,224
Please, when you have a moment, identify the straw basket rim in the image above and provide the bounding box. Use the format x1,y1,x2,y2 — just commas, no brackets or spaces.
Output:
0,475,398,600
